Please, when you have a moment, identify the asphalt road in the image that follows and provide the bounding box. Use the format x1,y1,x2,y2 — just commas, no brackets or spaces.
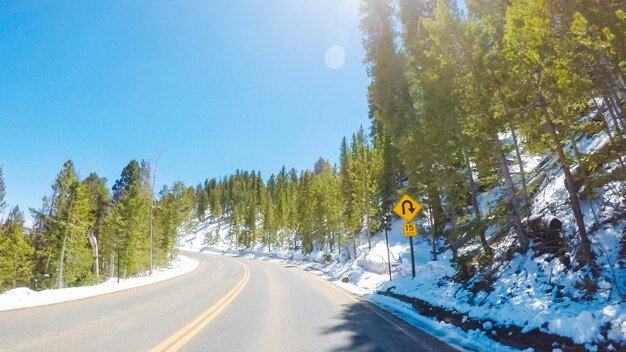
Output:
0,251,457,352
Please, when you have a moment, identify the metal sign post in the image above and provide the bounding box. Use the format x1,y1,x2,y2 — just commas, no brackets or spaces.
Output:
403,222,417,278
409,236,416,278
384,216,392,282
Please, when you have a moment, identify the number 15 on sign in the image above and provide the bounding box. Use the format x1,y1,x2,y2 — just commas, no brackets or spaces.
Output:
403,222,417,237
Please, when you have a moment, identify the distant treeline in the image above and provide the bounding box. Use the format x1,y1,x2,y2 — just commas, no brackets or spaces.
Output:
194,128,385,257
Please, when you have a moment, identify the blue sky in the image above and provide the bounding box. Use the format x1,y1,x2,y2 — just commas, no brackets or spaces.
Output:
0,0,370,218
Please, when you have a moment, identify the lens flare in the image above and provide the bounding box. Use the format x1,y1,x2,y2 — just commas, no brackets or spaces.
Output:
325,45,345,70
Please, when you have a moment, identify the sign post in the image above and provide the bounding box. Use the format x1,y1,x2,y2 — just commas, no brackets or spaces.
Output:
393,194,422,279
383,215,392,282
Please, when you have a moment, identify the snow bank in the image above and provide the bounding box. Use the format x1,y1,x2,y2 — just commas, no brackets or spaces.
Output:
0,255,199,311
175,119,626,350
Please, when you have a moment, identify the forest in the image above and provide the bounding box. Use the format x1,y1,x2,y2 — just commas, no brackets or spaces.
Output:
1,0,625,292
193,0,626,273
0,161,194,291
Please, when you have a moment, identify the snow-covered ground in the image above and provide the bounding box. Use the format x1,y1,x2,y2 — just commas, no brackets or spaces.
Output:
180,222,532,352
178,116,626,351
180,209,625,351
0,255,199,311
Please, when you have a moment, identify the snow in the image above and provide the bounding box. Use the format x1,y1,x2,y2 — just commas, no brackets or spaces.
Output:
176,108,626,351
370,294,525,352
178,207,626,349
0,255,199,311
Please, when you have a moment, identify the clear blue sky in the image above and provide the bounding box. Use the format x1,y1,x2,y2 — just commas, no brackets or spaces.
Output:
0,0,370,219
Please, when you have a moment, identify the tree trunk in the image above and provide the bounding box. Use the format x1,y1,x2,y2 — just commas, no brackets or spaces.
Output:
110,252,115,278
124,245,129,279
537,94,595,268
603,62,626,111
12,254,17,287
88,231,99,277
338,235,342,257
599,54,626,110
510,122,529,201
427,204,438,261
329,232,334,254
494,135,530,252
609,91,626,128
569,130,582,161
431,227,438,261
44,247,52,274
606,94,625,136
464,150,491,254
57,198,74,289
446,197,458,261
592,98,626,177
594,99,618,139
149,202,154,275
57,233,68,288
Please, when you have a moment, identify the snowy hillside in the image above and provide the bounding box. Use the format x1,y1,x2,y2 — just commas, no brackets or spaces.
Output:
179,119,626,351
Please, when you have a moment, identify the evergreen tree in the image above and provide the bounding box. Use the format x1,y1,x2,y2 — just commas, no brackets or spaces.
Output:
37,161,94,288
155,181,194,265
261,180,277,251
0,166,6,223
296,170,315,253
0,206,34,291
107,160,150,278
462,0,531,252
505,0,596,266
312,160,343,252
338,137,353,256
196,182,208,222
81,173,111,278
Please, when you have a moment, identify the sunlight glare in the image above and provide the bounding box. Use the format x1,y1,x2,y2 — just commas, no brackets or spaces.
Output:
325,45,345,70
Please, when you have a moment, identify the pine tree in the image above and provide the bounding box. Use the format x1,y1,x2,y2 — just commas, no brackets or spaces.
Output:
372,0,447,241
296,170,315,253
261,181,276,251
274,167,290,246
312,161,343,253
462,0,531,252
196,182,208,222
373,128,401,226
37,161,94,288
81,173,111,278
505,0,596,266
155,181,194,264
0,206,34,291
0,166,6,223
108,160,150,277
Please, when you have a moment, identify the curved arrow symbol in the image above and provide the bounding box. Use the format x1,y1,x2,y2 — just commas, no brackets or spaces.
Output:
401,200,415,215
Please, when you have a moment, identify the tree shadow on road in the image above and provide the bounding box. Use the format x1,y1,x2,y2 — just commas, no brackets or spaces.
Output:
318,302,404,352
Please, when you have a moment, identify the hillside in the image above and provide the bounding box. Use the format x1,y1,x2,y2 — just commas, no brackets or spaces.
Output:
179,114,626,351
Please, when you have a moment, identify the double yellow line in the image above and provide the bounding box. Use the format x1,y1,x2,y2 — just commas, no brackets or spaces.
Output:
151,260,251,352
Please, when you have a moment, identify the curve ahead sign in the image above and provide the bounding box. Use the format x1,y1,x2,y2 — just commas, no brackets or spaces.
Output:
393,194,422,222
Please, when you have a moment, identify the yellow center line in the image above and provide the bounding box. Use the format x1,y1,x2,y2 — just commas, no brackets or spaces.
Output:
151,259,251,352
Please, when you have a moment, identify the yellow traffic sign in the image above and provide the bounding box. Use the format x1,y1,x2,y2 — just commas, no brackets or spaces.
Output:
393,194,422,222
403,222,417,237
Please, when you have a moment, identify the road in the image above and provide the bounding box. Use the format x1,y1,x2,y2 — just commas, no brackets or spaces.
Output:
0,251,457,352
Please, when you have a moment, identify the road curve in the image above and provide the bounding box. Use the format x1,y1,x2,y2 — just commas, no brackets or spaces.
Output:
0,251,457,352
